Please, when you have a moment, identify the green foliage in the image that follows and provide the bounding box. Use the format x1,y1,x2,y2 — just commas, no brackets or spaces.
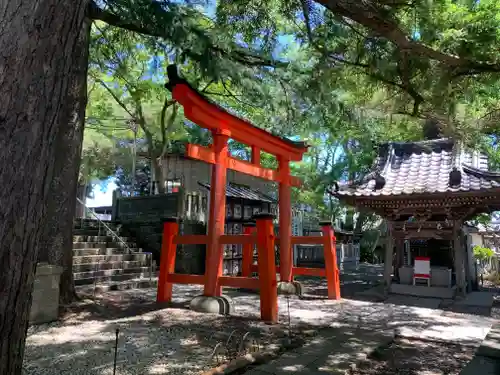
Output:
474,245,495,275
474,245,494,261
83,0,500,234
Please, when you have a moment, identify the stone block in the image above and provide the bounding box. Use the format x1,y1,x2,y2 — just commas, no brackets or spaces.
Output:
190,295,234,315
277,281,306,296
29,263,63,325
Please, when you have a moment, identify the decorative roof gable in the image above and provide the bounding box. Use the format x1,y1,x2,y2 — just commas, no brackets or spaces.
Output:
333,138,500,197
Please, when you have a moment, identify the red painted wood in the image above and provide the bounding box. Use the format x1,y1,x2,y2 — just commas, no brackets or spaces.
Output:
218,276,259,289
251,146,261,165
279,157,293,283
255,216,278,323
204,132,229,297
172,84,307,161
173,235,208,245
322,225,341,300
185,143,302,187
290,236,325,245
219,234,257,245
292,267,326,277
157,221,179,302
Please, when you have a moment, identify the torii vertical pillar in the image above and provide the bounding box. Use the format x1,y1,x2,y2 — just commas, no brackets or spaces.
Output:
278,157,293,283
204,130,230,297
255,213,278,322
321,222,341,299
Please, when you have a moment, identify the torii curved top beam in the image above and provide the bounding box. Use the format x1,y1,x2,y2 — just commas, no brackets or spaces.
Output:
165,65,308,162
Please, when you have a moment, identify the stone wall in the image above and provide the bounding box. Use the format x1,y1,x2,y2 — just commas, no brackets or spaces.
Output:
113,193,206,274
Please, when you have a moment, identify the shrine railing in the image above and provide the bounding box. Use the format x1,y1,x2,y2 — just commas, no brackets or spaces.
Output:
157,217,341,322
296,243,360,269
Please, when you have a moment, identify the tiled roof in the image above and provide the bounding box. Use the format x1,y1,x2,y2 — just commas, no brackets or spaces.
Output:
333,138,500,197
198,182,276,203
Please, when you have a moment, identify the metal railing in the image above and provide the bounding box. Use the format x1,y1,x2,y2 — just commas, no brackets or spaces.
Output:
75,197,154,283
76,197,132,253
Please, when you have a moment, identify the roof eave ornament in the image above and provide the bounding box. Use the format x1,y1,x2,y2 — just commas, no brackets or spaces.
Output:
449,167,462,187
373,173,386,191
165,64,184,92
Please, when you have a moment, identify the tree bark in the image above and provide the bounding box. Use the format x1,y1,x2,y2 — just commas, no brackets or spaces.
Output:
153,156,166,194
38,18,92,305
75,184,88,218
0,1,89,373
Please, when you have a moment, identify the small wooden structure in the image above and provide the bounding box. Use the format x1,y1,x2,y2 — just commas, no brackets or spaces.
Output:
157,65,341,322
330,137,500,297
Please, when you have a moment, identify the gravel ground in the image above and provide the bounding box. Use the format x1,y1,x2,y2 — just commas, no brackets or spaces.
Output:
23,276,499,375
351,337,476,375
24,298,290,375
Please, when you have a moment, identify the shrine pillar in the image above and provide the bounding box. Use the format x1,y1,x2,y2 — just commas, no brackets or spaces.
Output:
453,220,466,296
384,221,394,289
394,236,405,282
204,130,230,297
278,157,293,283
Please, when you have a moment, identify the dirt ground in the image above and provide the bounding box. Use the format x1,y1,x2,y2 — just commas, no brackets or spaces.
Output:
24,272,499,375
351,337,476,375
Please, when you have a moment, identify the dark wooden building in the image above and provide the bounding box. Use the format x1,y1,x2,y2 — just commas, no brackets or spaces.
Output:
330,137,500,297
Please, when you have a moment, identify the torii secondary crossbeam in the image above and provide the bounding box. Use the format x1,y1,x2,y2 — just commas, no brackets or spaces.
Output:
156,65,341,322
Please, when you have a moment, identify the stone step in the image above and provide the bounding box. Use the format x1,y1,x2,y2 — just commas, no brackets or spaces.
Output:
72,253,149,264
73,227,126,236
73,235,108,242
74,271,152,286
72,248,141,256
74,267,151,280
72,242,107,249
73,221,117,229
73,235,133,242
76,276,158,292
72,260,149,273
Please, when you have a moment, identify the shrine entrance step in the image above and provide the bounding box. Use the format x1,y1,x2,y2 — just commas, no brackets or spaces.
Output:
390,283,457,299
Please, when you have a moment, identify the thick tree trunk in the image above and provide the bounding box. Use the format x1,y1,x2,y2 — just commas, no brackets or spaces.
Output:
74,184,88,218
0,1,89,374
38,19,91,305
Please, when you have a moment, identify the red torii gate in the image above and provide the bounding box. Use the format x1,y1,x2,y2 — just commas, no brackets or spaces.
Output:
156,65,340,322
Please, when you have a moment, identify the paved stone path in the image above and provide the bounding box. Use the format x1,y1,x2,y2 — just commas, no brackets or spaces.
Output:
244,328,394,375
461,323,500,375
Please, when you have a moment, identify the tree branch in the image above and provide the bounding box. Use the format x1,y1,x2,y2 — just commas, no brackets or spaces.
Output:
87,1,286,69
313,0,500,72
221,80,260,109
160,98,176,156
93,77,135,119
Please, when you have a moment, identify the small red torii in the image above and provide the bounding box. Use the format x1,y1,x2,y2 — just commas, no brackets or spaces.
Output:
156,65,340,322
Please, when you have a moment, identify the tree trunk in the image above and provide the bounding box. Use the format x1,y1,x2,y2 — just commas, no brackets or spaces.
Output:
153,157,166,194
0,2,89,373
75,184,88,218
38,18,91,305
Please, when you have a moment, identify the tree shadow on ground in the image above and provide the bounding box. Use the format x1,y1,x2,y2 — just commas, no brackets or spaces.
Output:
27,278,494,375
25,300,289,375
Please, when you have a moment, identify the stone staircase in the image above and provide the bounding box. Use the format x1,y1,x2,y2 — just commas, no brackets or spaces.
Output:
73,219,157,291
